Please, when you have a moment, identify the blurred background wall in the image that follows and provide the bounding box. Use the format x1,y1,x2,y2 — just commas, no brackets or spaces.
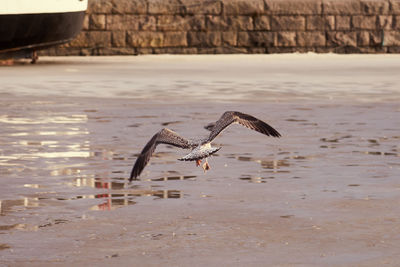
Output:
41,0,400,55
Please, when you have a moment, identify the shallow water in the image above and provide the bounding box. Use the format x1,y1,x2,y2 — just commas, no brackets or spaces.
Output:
1,55,400,265
2,99,397,215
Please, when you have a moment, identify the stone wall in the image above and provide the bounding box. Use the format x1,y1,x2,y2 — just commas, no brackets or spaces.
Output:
42,0,400,55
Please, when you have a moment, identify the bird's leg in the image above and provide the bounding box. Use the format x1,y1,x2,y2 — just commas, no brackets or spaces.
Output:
196,159,202,167
202,158,210,172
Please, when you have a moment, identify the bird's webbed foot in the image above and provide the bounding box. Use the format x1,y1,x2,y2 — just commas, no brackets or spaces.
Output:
202,161,210,172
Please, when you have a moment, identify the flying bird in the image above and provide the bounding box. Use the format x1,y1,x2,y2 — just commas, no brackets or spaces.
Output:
129,111,281,181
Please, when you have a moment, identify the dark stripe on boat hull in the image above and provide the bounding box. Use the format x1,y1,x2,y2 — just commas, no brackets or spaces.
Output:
0,11,85,58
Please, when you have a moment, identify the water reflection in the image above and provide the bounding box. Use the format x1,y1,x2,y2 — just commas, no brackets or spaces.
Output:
91,190,182,210
261,159,290,170
0,112,91,177
0,114,87,124
228,154,290,173
240,175,269,183
50,167,83,176
353,151,399,157
0,244,11,250
0,197,40,216
6,128,89,137
319,134,399,157
320,135,353,143
0,188,183,215
64,177,183,210
0,106,186,220
67,177,126,190
0,224,29,232
151,175,197,181
161,121,182,126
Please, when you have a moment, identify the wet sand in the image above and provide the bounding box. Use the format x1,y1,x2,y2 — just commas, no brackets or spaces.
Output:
1,55,400,266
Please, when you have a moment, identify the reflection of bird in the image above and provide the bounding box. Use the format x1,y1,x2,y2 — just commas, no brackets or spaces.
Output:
129,111,281,181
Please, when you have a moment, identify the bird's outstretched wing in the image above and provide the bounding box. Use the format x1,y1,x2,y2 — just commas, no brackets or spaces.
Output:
130,128,192,181
207,111,281,142
204,122,215,131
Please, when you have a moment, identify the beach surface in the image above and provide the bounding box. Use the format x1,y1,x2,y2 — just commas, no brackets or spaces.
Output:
1,55,400,266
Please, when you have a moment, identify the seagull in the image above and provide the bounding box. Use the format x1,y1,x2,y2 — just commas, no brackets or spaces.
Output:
129,111,281,181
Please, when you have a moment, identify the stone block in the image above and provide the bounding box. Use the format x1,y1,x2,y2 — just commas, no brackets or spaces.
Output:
206,15,253,31
327,31,357,47
111,0,147,14
41,47,84,56
270,16,306,30
238,32,275,47
148,0,185,14
82,15,89,30
78,48,93,56
394,15,400,29
390,0,400,14
377,15,393,29
358,47,387,53
187,32,222,47
383,30,400,45
333,46,370,54
138,15,157,31
80,48,93,56
163,32,188,47
265,0,322,15
230,47,251,53
388,46,400,52
370,31,384,45
248,47,267,53
268,47,312,53
158,16,189,31
181,0,222,14
323,0,361,15
95,47,137,55
86,31,112,47
89,14,106,30
127,31,164,47
222,31,238,46
237,32,249,46
358,31,370,45
297,32,326,47
352,15,377,30
89,0,113,14
136,48,154,54
316,47,335,53
153,47,198,54
336,16,351,30
254,16,270,30
277,32,296,47
198,47,248,54
112,31,126,47
190,15,207,31
106,15,139,30
222,0,264,15
361,0,389,14
158,15,205,31
68,32,89,47
106,15,156,31
306,15,334,30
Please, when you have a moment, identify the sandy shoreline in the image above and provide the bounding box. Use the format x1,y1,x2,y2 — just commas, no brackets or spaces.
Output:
1,54,400,102
1,55,400,266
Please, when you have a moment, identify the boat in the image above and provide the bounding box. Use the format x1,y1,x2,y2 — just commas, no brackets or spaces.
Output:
0,0,87,62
